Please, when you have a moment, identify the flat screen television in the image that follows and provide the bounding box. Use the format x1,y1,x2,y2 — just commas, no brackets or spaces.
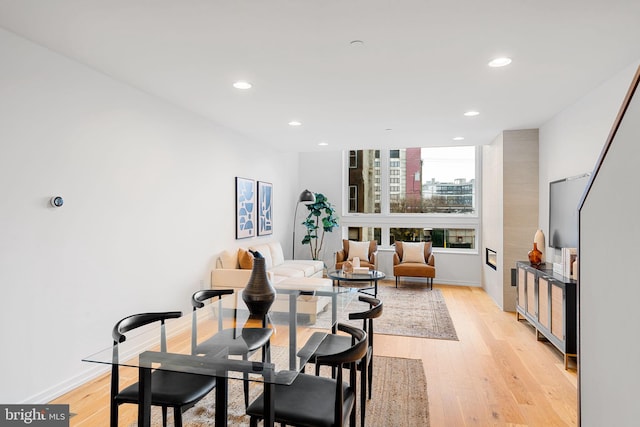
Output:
548,173,590,249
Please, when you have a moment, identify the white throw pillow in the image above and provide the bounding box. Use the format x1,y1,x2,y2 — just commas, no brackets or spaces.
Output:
249,244,273,268
268,242,285,266
402,242,426,264
348,241,370,262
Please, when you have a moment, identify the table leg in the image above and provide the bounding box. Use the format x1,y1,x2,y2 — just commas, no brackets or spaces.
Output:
215,375,228,426
264,382,275,427
288,293,297,370
138,366,151,427
331,293,337,334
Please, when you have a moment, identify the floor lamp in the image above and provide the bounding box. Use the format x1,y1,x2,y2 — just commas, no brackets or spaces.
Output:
292,189,316,259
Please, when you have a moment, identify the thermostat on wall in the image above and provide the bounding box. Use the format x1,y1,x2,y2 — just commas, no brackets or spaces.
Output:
50,196,64,207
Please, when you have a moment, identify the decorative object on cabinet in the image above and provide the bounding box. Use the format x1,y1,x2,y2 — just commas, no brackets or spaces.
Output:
235,177,256,239
241,250,276,320
515,261,576,369
257,181,273,236
534,229,545,262
527,242,542,266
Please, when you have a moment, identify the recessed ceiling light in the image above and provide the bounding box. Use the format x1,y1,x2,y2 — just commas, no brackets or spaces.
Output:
350,40,364,46
233,81,252,90
464,111,480,117
385,128,393,131
488,57,512,68
318,141,329,146
453,136,465,141
288,121,302,126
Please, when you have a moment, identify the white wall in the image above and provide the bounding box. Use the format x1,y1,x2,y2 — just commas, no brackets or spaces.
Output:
539,61,640,263
481,133,504,304
295,151,344,268
0,28,298,403
580,80,640,426
539,60,640,425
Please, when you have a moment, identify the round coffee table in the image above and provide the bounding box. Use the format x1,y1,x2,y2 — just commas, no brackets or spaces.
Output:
327,269,386,297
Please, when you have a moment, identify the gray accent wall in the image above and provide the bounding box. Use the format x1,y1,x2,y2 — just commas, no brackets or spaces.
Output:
482,130,539,311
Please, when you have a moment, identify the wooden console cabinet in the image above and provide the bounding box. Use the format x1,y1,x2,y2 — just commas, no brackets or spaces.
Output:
515,261,577,369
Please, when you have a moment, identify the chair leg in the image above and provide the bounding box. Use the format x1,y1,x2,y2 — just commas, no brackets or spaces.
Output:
174,407,183,427
243,354,250,409
360,360,367,427
368,356,373,400
162,406,168,427
250,416,258,427
350,400,357,427
395,276,399,288
110,403,118,427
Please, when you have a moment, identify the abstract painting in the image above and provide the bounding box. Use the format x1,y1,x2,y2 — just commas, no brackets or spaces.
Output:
258,181,273,235
235,177,255,239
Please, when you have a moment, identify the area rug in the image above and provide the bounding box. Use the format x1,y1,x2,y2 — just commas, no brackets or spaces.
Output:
140,355,429,426
315,282,459,340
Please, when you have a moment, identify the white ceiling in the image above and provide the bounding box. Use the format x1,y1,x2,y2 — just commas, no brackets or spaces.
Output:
1,0,639,153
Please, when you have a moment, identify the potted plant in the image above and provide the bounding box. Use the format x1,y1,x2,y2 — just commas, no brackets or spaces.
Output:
301,193,339,260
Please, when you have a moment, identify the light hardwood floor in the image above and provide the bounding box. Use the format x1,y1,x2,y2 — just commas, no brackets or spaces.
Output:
52,284,577,426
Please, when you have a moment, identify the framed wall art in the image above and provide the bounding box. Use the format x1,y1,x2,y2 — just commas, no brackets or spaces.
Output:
258,181,273,236
235,177,256,239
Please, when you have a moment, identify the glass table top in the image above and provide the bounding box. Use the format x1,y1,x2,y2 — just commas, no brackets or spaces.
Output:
82,286,358,385
327,269,386,281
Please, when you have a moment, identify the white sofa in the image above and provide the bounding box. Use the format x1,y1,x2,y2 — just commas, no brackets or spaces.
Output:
211,241,331,321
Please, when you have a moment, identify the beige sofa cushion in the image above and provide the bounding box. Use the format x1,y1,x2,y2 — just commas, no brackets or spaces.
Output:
218,249,239,269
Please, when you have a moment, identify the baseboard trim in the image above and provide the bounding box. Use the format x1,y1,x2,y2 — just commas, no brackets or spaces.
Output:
24,364,109,404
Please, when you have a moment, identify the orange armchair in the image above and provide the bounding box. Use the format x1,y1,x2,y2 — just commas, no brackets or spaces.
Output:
335,239,377,270
393,241,436,289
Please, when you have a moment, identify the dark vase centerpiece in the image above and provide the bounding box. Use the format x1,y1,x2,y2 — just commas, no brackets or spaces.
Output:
528,242,543,266
242,250,276,320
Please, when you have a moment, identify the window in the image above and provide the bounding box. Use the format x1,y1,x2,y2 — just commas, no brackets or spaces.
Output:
347,149,380,213
389,227,476,249
349,185,357,212
348,226,381,245
394,146,475,214
349,150,357,168
346,147,476,215
343,146,480,251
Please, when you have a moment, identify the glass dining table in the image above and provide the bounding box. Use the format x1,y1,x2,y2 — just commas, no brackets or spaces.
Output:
82,285,357,427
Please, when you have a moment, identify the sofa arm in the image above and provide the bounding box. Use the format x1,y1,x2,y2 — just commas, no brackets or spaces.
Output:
428,253,435,266
393,252,400,265
370,251,378,269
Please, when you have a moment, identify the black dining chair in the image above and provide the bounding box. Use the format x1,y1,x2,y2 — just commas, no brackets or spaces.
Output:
299,296,383,427
246,323,368,427
191,289,273,409
110,311,217,427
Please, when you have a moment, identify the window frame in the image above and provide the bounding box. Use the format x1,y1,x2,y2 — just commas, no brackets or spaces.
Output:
341,146,482,253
